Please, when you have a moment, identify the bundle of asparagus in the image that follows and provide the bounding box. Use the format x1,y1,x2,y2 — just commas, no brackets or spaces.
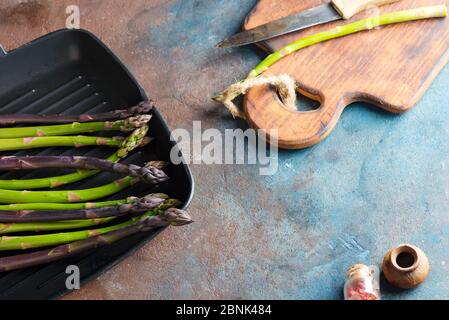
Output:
0,101,192,272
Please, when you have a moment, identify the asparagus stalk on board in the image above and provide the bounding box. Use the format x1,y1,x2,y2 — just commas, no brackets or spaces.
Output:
0,161,169,204
0,208,192,272
0,156,165,184
0,194,165,222
0,115,152,139
213,5,448,118
0,101,153,126
0,135,125,152
0,198,181,235
0,125,151,190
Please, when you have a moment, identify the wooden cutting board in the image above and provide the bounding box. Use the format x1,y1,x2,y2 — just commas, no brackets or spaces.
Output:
243,0,449,149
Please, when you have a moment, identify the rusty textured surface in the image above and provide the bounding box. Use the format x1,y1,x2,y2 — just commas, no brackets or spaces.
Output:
0,0,448,299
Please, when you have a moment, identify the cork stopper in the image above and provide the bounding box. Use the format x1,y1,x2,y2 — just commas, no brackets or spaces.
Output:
346,264,372,279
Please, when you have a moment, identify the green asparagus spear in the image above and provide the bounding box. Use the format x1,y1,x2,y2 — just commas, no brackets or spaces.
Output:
0,223,128,250
0,176,137,203
0,135,124,152
0,115,151,139
0,217,117,234
0,172,167,203
251,6,447,78
0,199,127,211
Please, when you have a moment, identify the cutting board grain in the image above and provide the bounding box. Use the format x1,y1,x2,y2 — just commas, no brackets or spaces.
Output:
243,0,449,149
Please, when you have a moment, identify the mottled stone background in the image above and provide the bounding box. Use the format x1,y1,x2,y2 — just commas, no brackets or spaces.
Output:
0,0,448,299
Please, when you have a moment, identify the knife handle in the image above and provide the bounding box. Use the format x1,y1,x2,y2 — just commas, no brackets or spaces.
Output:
331,0,401,19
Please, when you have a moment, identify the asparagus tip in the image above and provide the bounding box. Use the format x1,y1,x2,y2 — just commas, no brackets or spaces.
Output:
137,195,166,209
119,125,150,156
149,193,169,200
131,101,154,114
121,115,153,131
160,208,193,226
160,198,183,210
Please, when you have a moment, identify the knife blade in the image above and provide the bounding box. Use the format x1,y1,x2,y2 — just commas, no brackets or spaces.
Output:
216,0,400,48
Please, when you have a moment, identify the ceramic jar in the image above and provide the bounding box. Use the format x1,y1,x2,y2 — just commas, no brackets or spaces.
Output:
382,244,429,289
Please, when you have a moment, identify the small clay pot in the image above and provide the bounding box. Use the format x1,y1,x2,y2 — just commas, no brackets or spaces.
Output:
382,244,429,289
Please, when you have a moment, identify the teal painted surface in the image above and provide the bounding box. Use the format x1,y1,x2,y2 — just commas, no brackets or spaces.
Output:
143,0,449,300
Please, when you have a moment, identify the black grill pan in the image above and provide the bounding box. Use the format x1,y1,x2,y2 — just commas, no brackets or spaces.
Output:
0,29,193,299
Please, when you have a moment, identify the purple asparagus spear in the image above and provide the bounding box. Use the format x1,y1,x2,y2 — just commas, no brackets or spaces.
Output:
0,101,153,126
0,195,165,222
0,156,169,185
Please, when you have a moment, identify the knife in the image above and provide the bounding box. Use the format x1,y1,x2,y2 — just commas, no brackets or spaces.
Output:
216,0,401,48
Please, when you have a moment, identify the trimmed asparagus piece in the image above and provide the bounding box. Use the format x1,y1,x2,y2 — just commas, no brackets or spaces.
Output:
0,115,152,139
0,101,153,126
0,135,124,152
0,208,192,272
0,125,150,190
0,156,165,184
0,194,165,222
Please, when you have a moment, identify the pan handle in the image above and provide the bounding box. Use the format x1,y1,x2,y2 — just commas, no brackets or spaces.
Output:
0,45,6,57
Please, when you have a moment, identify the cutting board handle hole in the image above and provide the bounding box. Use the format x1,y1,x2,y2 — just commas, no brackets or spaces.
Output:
276,90,320,112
